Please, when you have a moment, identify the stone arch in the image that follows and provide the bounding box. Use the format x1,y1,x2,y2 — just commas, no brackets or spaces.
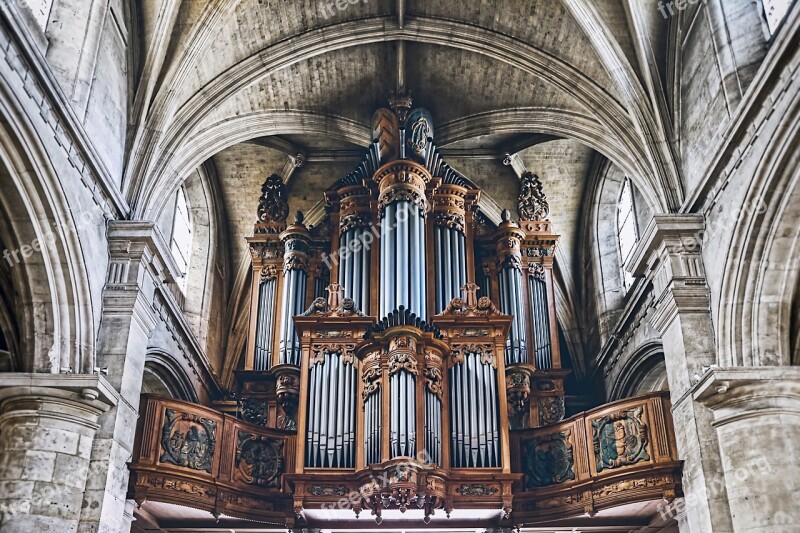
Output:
609,342,669,401
143,349,199,402
128,18,677,220
718,96,800,367
0,83,96,373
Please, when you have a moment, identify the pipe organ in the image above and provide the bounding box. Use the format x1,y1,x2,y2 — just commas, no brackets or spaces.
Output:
128,97,683,529
233,98,572,522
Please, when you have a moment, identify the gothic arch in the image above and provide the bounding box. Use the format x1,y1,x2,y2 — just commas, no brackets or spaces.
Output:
128,18,677,220
0,81,96,373
609,342,669,401
143,349,199,402
717,102,800,366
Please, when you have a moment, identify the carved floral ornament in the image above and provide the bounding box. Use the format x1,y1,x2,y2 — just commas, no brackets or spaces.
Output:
451,342,496,368
517,171,550,221
260,264,279,281
310,343,356,366
361,351,382,401
257,174,290,224
235,430,284,487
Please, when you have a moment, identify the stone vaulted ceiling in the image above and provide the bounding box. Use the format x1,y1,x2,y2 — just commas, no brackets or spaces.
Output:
124,0,681,373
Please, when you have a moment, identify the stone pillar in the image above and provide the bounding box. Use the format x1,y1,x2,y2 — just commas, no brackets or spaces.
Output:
77,222,163,533
629,215,733,533
695,367,800,532
0,374,116,532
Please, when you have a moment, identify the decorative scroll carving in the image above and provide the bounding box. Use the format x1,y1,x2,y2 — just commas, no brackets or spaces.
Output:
139,475,211,496
539,396,566,426
423,350,444,400
283,254,308,273
160,409,217,473
239,398,268,426
592,406,650,471
309,484,349,497
457,484,498,496
387,336,418,375
257,175,289,224
593,475,670,498
438,283,502,317
432,210,465,231
339,211,373,233
378,187,426,216
522,430,575,488
300,285,366,318
235,431,285,487
310,343,356,366
517,172,550,221
362,352,382,401
527,262,545,280
451,342,496,368
260,264,279,280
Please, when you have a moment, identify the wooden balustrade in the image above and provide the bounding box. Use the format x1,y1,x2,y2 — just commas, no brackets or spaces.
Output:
510,391,681,523
129,395,297,523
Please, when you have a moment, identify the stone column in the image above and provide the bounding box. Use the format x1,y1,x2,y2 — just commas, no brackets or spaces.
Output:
628,214,733,533
0,374,117,532
77,222,163,533
695,367,800,532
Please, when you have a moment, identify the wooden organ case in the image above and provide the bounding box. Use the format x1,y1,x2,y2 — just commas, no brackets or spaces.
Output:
128,98,682,529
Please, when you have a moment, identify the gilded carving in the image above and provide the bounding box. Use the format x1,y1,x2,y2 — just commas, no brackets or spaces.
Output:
522,430,575,488
159,409,216,473
592,406,650,471
235,431,284,487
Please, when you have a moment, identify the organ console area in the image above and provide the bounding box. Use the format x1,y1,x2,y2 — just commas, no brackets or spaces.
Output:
128,98,682,529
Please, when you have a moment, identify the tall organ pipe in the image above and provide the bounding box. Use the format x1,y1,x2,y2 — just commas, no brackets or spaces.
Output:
528,267,552,369
449,350,501,468
254,272,277,370
375,161,430,319
432,183,470,313
278,214,311,366
306,353,356,468
495,210,527,366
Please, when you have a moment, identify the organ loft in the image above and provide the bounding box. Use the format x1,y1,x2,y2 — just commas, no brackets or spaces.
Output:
128,98,682,529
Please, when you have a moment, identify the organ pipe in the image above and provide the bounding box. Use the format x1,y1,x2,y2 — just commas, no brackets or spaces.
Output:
496,210,528,366
254,267,278,370
278,213,311,366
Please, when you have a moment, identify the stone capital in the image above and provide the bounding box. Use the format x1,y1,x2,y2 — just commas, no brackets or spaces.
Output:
0,373,118,430
693,366,800,426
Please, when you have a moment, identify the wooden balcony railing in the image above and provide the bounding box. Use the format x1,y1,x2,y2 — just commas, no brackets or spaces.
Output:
129,395,297,523
510,391,681,522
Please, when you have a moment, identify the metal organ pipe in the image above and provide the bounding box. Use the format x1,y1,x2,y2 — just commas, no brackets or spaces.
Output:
254,272,277,370
376,161,429,320
529,266,552,369
432,183,470,313
449,349,501,468
278,215,311,366
495,211,528,366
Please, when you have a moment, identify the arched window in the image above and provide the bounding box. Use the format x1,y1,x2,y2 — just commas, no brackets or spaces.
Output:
170,186,193,290
616,178,638,291
763,0,792,35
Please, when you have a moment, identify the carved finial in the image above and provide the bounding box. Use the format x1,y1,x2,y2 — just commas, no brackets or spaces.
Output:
388,91,413,122
501,209,512,223
294,211,305,225
257,174,289,223
518,172,550,221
